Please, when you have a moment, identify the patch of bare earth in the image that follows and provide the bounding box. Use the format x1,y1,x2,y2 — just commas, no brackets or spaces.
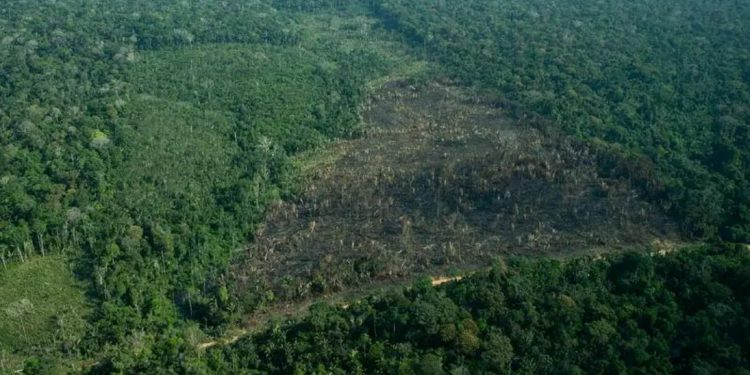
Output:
230,80,681,309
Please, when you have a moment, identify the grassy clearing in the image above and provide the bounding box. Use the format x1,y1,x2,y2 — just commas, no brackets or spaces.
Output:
0,255,89,371
293,11,431,88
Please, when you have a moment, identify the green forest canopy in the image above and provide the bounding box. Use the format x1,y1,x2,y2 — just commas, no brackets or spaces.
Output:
204,245,750,375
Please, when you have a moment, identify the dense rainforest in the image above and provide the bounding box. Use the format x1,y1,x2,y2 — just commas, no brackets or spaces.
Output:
0,0,748,373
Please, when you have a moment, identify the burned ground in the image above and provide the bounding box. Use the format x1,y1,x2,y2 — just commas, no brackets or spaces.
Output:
230,81,681,308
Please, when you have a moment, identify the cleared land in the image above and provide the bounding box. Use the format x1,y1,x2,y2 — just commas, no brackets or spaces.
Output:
0,256,89,372
230,80,682,307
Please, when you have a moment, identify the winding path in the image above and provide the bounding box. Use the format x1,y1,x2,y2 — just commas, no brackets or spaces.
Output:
197,274,465,350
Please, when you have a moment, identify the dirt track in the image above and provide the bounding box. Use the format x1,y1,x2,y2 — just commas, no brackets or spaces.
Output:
198,273,466,350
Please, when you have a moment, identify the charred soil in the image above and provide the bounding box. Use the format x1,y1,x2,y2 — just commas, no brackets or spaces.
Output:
230,80,682,312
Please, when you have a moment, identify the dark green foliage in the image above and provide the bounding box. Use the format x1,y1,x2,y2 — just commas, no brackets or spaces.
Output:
369,0,750,242
1,0,393,367
209,246,750,374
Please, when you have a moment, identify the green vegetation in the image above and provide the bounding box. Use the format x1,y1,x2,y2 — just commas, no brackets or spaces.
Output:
0,0,748,373
0,256,89,372
2,0,413,370
209,245,750,374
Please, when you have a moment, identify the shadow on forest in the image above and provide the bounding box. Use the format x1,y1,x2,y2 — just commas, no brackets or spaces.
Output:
230,80,681,308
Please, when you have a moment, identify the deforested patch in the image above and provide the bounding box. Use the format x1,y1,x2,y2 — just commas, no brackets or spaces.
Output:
230,81,681,305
